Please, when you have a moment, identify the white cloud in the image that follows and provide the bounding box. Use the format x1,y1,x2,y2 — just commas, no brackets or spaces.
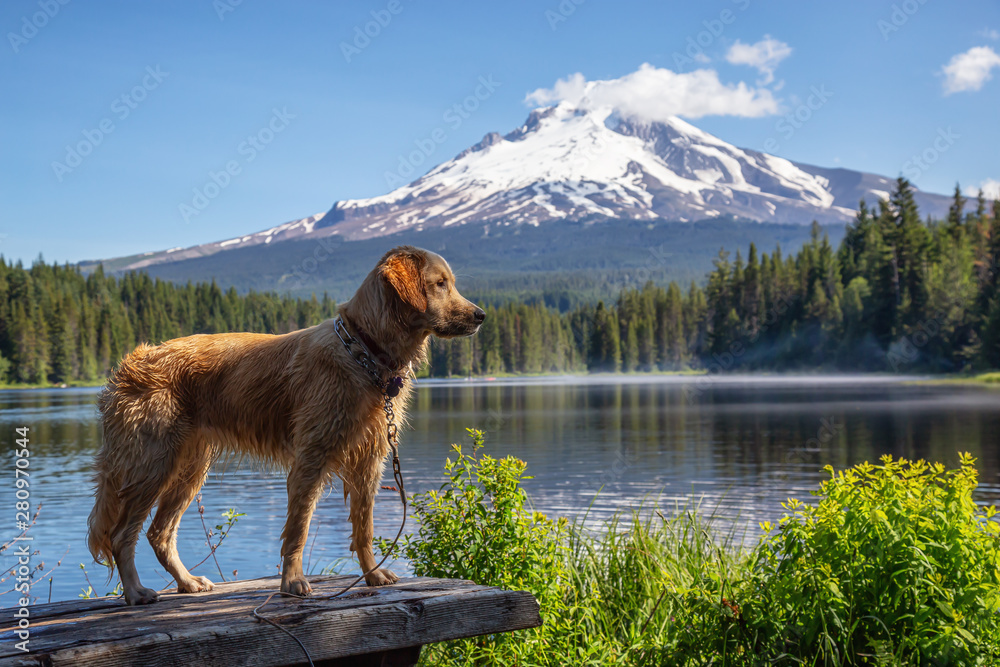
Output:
941,46,1000,94
964,178,1000,200
978,28,1000,41
524,63,781,120
725,36,792,85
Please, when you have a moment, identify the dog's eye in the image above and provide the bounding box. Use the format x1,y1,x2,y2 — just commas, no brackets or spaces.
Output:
437,279,446,288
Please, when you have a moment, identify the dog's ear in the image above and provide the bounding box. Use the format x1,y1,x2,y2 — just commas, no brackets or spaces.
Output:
381,252,427,312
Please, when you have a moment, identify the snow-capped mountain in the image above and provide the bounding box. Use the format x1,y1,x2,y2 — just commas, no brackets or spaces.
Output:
93,103,951,273
108,211,330,272
325,103,855,237
320,102,948,238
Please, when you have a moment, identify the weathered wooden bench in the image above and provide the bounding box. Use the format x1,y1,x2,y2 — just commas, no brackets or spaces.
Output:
0,575,541,666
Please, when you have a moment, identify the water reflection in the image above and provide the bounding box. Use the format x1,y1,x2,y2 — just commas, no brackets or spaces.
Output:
1,376,998,604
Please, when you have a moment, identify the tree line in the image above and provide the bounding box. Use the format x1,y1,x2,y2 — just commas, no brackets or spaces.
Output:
1,176,997,384
427,178,1000,376
0,264,336,384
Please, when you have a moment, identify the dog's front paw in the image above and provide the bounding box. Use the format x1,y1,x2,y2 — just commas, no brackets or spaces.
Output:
281,576,312,597
365,568,399,587
124,585,160,606
177,575,215,594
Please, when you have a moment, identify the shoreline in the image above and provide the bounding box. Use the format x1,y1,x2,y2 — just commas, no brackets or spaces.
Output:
7,369,989,392
5,369,1000,392
913,372,1000,386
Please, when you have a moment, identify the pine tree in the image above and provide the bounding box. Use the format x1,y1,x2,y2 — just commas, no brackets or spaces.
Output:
588,302,621,372
706,250,733,355
9,301,33,383
477,305,503,374
48,301,75,383
946,183,966,242
980,200,1000,316
636,315,654,371
685,281,707,356
839,199,873,283
742,243,761,326
622,319,639,372
841,277,870,343
982,296,1000,367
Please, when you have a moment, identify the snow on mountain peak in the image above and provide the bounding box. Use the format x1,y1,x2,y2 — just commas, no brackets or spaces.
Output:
322,102,849,238
92,87,955,276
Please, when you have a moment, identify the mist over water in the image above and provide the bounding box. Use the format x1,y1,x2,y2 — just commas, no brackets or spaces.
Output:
2,376,998,604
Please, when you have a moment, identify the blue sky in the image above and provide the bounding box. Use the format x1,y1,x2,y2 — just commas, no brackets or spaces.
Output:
2,0,999,264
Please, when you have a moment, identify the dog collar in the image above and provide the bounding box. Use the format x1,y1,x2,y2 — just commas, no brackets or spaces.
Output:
334,317,409,397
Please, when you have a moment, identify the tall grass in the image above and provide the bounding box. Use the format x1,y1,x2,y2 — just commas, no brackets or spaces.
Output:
381,430,1000,666
563,507,754,665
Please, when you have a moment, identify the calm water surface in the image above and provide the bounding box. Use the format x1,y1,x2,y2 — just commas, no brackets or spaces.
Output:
2,375,998,604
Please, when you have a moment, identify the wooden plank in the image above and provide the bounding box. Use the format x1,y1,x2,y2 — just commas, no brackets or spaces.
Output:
312,645,422,667
0,576,541,666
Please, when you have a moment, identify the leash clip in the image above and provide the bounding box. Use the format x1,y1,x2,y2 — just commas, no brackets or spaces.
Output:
385,375,404,398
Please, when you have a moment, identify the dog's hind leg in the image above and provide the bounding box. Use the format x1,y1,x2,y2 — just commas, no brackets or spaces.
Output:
110,433,181,606
345,449,398,587
147,443,214,595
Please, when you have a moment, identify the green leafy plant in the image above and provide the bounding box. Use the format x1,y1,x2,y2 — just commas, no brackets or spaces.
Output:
193,500,246,582
383,429,568,605
747,453,1000,665
381,437,1000,666
78,562,121,599
378,428,569,663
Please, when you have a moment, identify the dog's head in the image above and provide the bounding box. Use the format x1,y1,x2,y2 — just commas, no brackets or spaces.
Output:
378,246,484,339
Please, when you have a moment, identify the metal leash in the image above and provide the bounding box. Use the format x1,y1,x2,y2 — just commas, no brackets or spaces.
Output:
251,317,410,666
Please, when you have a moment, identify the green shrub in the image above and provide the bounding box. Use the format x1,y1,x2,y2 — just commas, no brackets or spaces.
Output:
379,429,570,664
384,435,1000,666
747,454,1000,665
385,428,567,602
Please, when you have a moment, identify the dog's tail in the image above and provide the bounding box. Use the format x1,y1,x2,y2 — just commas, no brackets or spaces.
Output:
87,343,174,581
87,386,123,581
87,475,119,580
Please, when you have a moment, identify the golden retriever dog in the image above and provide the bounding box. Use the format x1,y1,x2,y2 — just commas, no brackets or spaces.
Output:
87,246,484,605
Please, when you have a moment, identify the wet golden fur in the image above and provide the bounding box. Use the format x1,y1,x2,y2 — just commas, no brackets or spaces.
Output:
87,246,483,605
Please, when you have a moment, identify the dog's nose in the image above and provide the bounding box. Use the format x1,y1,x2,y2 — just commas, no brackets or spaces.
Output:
473,308,485,324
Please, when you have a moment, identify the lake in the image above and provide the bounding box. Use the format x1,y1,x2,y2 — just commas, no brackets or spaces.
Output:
2,375,999,605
